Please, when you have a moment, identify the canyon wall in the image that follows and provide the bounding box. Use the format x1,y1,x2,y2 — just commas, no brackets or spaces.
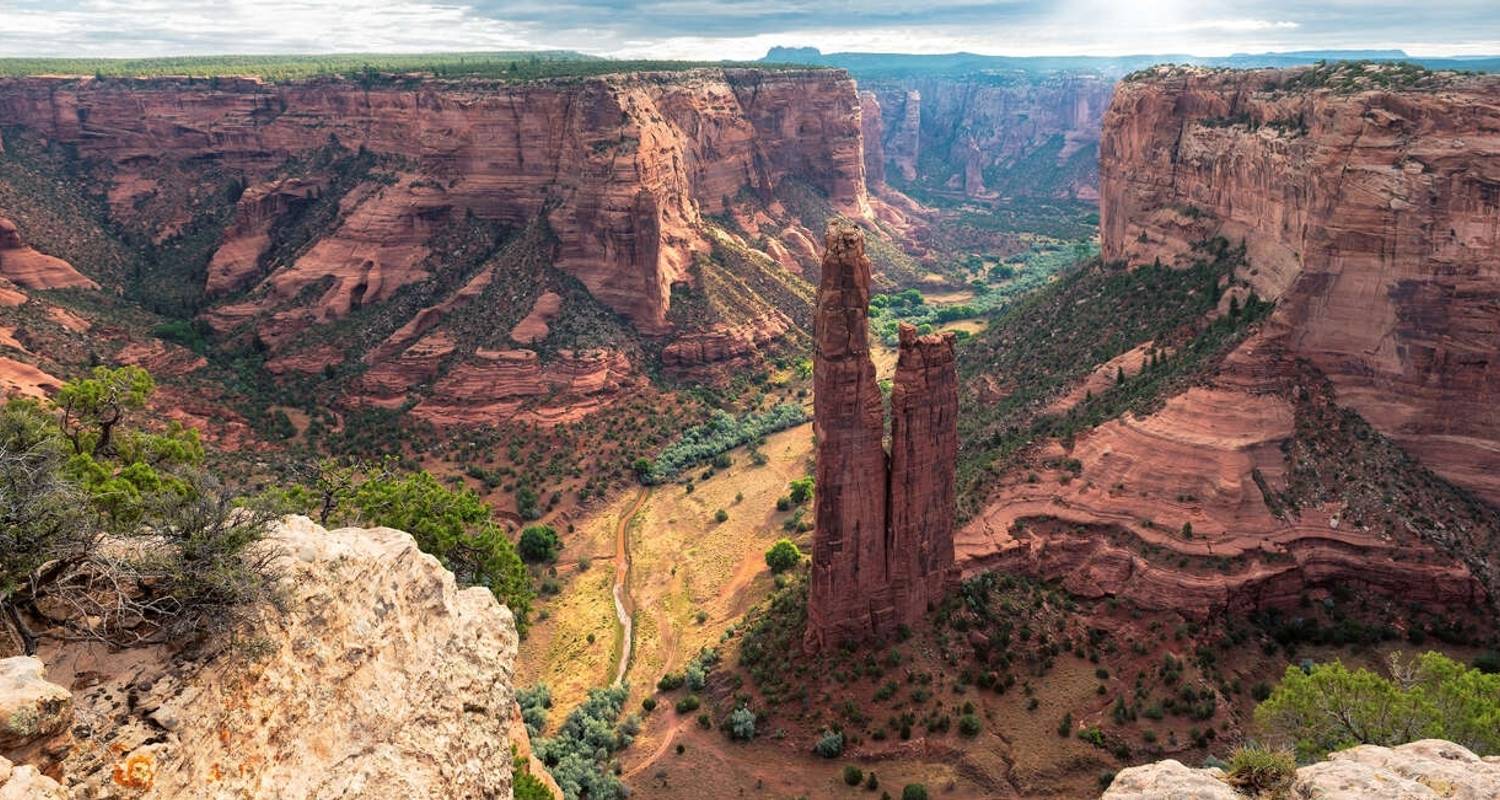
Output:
1100,65,1500,506
808,221,956,650
0,67,867,337
868,75,1113,200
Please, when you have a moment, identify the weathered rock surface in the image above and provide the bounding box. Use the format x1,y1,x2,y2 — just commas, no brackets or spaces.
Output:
859,91,886,188
0,215,98,291
1103,740,1500,800
41,515,520,799
412,347,634,426
1100,66,1500,505
0,69,868,337
0,657,71,753
887,324,959,630
808,223,957,649
205,177,324,295
809,220,892,650
0,755,66,800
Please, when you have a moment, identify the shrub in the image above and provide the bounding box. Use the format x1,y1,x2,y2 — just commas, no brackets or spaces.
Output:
1225,744,1297,797
685,663,707,691
1057,712,1073,737
641,697,657,712
788,476,814,505
958,713,981,737
728,706,755,741
658,672,685,691
714,508,729,523
814,729,845,758
675,695,701,714
865,772,879,791
901,784,928,800
644,404,807,483
516,684,552,736
518,524,561,563
843,765,864,786
1255,651,1500,759
349,470,532,630
531,684,630,800
764,538,803,573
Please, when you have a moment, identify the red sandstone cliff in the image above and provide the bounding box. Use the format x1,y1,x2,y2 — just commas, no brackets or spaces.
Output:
808,221,956,650
957,63,1500,619
1099,64,1500,505
0,68,876,422
0,215,98,291
0,68,868,338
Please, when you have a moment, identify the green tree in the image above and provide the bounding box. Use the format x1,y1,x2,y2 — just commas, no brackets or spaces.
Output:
1255,652,1500,760
518,524,561,563
349,471,533,631
788,476,814,505
764,539,803,573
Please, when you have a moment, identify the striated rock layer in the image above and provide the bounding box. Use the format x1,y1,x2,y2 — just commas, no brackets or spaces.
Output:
0,69,868,338
1100,66,1500,505
808,221,957,650
0,215,98,291
35,516,521,799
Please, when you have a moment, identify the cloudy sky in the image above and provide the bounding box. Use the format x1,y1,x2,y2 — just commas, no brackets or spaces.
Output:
3,0,1497,60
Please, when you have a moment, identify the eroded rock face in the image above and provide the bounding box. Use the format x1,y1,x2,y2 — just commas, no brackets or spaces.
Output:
205,177,325,295
1099,67,1500,505
888,324,958,630
0,755,66,800
0,657,71,754
1102,740,1500,800
0,215,98,291
43,516,520,799
807,222,957,650
0,69,867,337
859,91,886,188
809,220,890,650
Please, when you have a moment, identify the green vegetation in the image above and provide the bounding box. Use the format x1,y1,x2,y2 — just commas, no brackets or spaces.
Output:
901,784,929,800
956,238,1269,515
0,52,821,82
843,765,864,785
272,462,533,631
1,367,275,652
727,706,756,741
1255,652,1500,761
532,683,638,800
1224,744,1297,797
643,404,807,484
764,538,803,573
814,729,845,758
518,525,562,564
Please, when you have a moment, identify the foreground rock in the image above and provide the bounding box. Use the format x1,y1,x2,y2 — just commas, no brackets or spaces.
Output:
1103,740,1500,799
38,515,520,799
0,657,71,752
0,755,66,799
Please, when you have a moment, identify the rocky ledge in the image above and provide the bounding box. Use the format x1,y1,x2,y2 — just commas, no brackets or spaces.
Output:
7,516,521,799
1103,740,1500,800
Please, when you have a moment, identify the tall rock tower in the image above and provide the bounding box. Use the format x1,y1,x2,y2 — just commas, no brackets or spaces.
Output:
806,219,957,651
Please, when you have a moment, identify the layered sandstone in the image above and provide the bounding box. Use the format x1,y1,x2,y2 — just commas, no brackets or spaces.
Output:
205,177,324,295
411,347,634,426
859,91,886,187
32,516,521,799
1103,740,1500,800
1099,65,1500,505
808,222,957,649
0,216,98,291
0,69,868,339
870,75,1113,199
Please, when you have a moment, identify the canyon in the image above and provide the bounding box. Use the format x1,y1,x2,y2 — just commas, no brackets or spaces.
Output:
865,75,1113,201
0,66,878,424
959,63,1500,625
807,220,957,650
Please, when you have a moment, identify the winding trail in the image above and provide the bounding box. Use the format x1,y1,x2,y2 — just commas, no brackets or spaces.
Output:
611,485,650,686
